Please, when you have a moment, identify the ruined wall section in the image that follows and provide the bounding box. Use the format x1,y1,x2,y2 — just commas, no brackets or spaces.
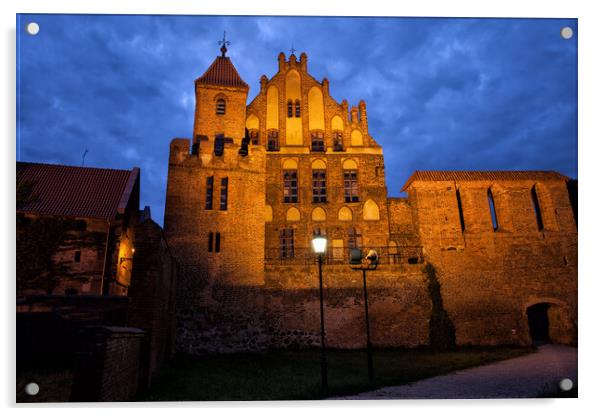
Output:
407,178,577,346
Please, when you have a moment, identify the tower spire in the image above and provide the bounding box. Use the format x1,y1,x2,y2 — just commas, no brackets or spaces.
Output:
218,30,230,57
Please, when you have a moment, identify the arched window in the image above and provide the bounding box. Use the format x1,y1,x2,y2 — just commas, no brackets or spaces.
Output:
287,100,293,118
216,98,226,115
295,99,301,117
456,188,465,231
311,207,326,221
338,206,353,221
362,199,380,221
531,185,544,231
487,188,498,231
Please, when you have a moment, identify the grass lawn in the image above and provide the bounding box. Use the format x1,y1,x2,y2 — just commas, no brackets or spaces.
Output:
136,346,534,401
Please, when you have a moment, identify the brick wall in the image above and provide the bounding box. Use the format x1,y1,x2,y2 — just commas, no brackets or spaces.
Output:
128,219,177,380
407,178,577,346
164,51,578,354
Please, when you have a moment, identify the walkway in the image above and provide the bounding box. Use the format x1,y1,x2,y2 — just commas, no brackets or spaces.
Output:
334,345,577,399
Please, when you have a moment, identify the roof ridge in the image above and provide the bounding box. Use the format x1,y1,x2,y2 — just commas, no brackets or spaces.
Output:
17,161,133,174
401,170,569,191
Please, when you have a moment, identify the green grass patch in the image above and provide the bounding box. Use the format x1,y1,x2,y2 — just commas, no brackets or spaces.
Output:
137,346,534,401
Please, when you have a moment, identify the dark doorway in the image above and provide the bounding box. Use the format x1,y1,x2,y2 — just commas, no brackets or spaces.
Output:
527,303,550,345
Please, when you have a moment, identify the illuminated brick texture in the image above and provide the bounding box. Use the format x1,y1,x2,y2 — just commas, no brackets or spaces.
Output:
164,51,577,353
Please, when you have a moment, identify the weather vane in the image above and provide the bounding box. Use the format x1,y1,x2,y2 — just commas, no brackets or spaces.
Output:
218,31,230,57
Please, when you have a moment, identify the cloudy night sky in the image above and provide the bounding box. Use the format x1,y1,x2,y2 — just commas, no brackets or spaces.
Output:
16,15,577,225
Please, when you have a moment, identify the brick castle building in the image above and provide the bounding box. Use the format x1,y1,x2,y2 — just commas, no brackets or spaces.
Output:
164,45,577,353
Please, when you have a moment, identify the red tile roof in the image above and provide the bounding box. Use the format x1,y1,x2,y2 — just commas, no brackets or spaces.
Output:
401,170,568,191
195,56,248,88
16,162,139,220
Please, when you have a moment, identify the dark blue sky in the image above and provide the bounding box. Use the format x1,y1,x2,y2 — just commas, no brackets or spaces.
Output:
16,15,577,225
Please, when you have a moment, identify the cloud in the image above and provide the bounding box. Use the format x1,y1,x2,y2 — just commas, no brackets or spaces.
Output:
17,15,577,223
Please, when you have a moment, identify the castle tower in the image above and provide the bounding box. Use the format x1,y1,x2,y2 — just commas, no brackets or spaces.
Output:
164,39,266,353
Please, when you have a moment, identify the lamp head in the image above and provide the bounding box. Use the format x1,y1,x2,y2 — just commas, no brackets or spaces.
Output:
349,248,363,265
365,249,379,265
311,235,327,254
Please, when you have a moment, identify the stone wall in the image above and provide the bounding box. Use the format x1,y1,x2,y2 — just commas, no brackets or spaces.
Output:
406,178,578,346
264,263,430,349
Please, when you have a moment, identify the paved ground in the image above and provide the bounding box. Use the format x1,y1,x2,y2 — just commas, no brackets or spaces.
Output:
334,345,577,399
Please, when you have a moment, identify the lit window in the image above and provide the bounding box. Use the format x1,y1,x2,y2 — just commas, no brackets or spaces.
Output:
312,170,327,203
279,228,294,259
283,170,298,203
220,177,228,211
344,170,359,202
216,99,226,115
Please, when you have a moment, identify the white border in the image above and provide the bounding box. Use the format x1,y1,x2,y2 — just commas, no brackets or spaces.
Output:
2,1,601,415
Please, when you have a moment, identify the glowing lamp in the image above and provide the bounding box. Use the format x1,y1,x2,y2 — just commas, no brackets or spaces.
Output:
311,235,327,254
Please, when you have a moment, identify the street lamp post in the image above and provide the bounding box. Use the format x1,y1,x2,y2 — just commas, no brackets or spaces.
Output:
350,248,379,387
311,235,328,394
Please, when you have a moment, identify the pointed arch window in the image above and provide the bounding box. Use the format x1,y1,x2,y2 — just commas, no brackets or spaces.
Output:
295,99,301,117
287,100,293,118
487,188,498,231
216,99,226,115
456,188,465,231
531,185,544,231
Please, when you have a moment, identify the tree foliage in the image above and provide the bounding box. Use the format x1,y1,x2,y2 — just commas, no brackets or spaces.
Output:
16,215,72,295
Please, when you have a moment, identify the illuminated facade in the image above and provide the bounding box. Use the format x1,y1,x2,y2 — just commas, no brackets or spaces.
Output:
164,47,577,353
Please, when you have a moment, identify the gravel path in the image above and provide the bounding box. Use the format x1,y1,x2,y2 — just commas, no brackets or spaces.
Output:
334,345,577,399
